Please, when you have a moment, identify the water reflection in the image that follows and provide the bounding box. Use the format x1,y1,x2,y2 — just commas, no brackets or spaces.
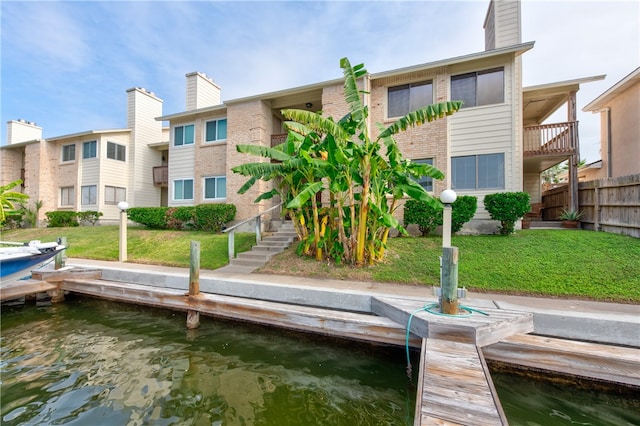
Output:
1,298,415,425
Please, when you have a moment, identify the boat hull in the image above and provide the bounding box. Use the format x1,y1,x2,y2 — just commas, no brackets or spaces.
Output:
1,242,67,282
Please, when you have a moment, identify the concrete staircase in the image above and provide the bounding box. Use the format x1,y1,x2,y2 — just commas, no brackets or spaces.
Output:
529,220,564,229
217,221,297,273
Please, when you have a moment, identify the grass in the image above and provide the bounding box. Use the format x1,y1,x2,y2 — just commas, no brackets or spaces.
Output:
3,227,639,303
1,226,255,270
259,230,640,304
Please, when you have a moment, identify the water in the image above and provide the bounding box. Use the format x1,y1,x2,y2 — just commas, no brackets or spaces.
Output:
2,298,638,426
1,297,416,425
493,371,640,426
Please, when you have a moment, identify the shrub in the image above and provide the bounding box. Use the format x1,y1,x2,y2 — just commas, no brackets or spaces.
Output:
128,207,168,229
404,199,441,236
483,192,530,235
451,195,477,233
166,206,195,229
77,210,103,226
194,203,237,232
45,211,79,227
404,196,478,236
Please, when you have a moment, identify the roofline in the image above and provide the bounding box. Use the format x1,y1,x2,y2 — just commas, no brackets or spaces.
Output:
158,43,535,122
371,42,535,79
0,139,43,149
46,128,131,141
156,103,227,122
523,75,606,93
582,67,640,112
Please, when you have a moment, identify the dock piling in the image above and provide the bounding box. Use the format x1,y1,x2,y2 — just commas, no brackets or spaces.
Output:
187,241,201,329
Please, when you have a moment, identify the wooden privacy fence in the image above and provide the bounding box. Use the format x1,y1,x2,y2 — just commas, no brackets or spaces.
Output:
578,174,640,238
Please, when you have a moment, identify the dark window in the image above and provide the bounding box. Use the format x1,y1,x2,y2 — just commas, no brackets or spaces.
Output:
452,153,504,190
388,81,433,117
451,68,504,108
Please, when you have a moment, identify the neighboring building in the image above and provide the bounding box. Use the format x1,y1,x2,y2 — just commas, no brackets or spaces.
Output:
1,88,166,224
0,0,604,232
583,67,640,179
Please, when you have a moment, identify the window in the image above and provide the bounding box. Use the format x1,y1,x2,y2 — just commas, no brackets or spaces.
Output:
204,176,226,199
83,141,97,159
452,153,504,190
388,81,433,118
174,124,195,146
105,186,126,205
60,187,74,206
81,185,97,205
205,119,227,143
62,144,76,162
414,158,434,192
107,142,126,161
174,179,194,200
451,68,504,108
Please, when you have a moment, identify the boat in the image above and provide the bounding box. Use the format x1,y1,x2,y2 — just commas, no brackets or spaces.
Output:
1,240,67,282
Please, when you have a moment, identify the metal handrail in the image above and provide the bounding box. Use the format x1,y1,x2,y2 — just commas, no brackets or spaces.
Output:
222,203,283,260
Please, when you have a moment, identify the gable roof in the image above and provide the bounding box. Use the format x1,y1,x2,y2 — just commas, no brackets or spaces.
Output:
583,67,640,112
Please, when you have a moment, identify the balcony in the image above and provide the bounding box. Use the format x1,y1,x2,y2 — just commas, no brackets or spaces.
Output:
153,166,168,187
523,121,578,173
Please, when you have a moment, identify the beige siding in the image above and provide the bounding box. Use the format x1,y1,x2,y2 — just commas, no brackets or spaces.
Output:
494,0,521,48
186,72,221,110
168,126,196,206
126,88,163,208
6,120,42,144
607,81,640,177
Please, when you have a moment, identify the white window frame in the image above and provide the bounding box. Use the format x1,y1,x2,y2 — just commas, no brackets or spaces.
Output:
173,179,194,201
83,140,97,159
62,144,76,162
106,141,126,161
387,80,433,118
174,124,195,147
81,185,97,205
203,176,227,200
60,186,75,206
105,186,126,205
451,153,505,190
204,118,227,143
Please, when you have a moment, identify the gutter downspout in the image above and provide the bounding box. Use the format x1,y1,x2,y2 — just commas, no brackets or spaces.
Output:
605,108,612,178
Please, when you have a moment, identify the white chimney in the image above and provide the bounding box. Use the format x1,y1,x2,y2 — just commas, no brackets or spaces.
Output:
185,72,221,110
6,119,42,144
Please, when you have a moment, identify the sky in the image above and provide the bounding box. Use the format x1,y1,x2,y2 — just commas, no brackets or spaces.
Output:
1,0,638,164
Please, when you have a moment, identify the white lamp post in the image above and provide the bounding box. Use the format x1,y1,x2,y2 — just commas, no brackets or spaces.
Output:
117,201,129,262
440,189,457,247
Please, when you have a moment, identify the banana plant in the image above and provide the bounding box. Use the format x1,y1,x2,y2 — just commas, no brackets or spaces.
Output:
0,179,29,225
233,57,462,267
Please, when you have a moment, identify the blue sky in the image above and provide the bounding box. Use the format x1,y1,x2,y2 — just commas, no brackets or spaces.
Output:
1,1,638,163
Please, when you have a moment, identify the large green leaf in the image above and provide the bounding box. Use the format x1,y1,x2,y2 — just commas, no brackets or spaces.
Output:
377,101,463,140
236,144,293,162
286,181,324,209
340,57,368,129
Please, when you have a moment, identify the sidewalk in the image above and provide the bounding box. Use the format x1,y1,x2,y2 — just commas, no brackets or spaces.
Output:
66,257,639,317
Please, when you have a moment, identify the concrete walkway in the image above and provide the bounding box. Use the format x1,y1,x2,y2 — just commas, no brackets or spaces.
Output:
64,257,640,348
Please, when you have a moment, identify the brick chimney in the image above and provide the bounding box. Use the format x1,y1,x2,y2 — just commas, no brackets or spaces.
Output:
185,72,221,110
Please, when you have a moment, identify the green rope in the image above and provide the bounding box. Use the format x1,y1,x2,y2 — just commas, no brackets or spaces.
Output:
404,302,489,379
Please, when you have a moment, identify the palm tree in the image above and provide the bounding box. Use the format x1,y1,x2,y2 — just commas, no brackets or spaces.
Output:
0,179,29,224
233,58,461,266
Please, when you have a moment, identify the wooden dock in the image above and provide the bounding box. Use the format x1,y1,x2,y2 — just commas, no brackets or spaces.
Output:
2,267,638,426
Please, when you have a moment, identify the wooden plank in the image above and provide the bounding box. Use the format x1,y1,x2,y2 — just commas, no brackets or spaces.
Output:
419,338,507,426
61,279,422,348
32,268,102,282
0,280,57,301
483,334,640,387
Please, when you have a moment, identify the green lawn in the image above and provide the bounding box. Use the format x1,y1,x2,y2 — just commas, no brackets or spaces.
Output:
1,226,255,270
260,230,640,303
3,227,639,303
